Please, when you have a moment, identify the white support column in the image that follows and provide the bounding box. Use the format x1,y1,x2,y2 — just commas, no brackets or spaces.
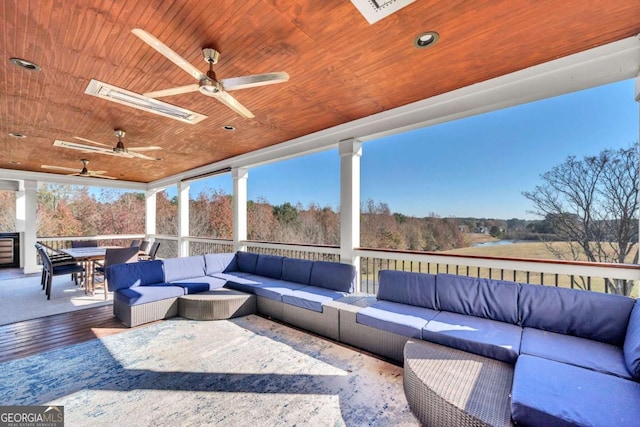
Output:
635,74,640,267
145,189,157,240
233,167,248,252
339,138,362,291
17,180,39,274
177,181,190,257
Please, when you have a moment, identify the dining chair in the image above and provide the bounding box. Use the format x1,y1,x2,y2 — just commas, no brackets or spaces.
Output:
139,241,160,261
130,239,142,248
39,247,85,300
139,240,150,254
92,247,140,299
35,243,77,290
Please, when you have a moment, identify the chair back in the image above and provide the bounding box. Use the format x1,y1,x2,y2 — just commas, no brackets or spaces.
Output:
130,239,142,248
139,240,150,253
71,240,99,248
147,241,160,260
104,247,140,267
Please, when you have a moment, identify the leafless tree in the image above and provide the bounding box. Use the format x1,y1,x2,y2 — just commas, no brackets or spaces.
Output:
523,145,639,295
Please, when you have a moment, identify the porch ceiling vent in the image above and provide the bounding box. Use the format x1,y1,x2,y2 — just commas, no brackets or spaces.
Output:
350,0,416,24
84,79,207,125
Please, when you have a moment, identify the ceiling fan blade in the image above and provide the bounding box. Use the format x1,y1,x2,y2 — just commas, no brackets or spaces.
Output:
132,29,206,82
128,151,161,161
144,84,199,99
128,146,162,152
90,172,118,180
205,90,254,119
73,136,111,147
41,165,78,173
221,72,290,91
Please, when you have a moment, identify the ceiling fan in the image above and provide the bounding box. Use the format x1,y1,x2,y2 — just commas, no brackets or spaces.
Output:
41,159,117,180
131,28,289,119
53,129,162,161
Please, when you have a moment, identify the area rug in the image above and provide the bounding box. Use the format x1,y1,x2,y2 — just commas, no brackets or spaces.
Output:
0,315,417,426
0,274,112,326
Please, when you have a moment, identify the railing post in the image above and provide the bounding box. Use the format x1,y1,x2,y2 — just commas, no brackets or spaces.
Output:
339,138,362,292
177,181,190,257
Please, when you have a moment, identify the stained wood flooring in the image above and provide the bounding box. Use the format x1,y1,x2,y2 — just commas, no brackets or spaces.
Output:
0,305,154,364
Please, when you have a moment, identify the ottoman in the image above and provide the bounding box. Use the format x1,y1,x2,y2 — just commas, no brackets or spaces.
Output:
178,289,256,320
403,339,514,427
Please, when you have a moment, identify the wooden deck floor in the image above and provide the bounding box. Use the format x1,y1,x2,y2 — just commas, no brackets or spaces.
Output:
0,305,153,363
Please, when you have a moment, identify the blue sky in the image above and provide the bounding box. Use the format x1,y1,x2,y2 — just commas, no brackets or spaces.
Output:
178,79,638,220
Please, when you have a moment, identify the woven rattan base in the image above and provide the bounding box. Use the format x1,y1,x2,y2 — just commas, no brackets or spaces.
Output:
404,340,514,427
178,289,256,320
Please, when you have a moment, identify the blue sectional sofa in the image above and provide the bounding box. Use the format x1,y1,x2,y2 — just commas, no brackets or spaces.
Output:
107,251,356,341
344,269,640,427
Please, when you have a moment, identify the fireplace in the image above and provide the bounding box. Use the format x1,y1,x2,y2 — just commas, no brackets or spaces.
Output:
0,232,20,268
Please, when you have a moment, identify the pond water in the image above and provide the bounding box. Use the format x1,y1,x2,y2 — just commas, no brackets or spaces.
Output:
472,239,527,247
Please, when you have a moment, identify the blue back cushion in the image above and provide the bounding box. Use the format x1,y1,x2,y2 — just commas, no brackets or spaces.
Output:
236,251,259,274
281,258,314,285
436,274,519,324
255,254,284,279
106,260,164,291
204,253,237,275
519,283,635,345
309,261,355,292
377,270,437,309
163,255,206,282
623,300,640,379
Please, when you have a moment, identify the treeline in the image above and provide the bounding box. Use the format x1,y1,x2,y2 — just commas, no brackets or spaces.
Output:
0,185,470,251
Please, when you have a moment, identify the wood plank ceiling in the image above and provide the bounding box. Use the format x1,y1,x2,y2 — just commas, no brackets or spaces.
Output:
1,0,639,183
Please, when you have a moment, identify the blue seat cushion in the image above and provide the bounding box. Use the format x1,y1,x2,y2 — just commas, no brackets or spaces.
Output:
204,253,237,275
52,263,84,275
436,274,519,324
253,280,307,301
281,258,313,285
172,275,227,290
377,270,437,309
171,282,209,294
624,300,640,379
220,274,265,294
309,261,355,292
422,311,522,364
356,300,439,339
282,286,348,313
521,327,631,380
519,283,635,346
106,260,164,291
163,255,206,282
511,355,640,427
114,284,184,306
236,251,259,274
255,254,284,279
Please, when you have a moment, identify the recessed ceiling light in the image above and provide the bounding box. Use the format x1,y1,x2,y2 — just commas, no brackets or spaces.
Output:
414,32,439,49
9,57,41,71
9,161,21,165
223,125,235,131
8,132,26,138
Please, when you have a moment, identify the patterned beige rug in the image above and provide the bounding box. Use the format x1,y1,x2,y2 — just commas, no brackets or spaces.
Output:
0,315,418,426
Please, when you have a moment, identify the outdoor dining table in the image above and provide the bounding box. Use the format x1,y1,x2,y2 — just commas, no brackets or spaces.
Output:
59,246,114,295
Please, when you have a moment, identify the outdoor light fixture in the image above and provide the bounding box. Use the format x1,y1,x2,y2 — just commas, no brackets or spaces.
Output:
9,57,41,71
414,32,440,49
84,79,207,125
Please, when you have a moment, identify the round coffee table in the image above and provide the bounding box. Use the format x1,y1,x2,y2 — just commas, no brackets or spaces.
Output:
178,289,256,321
403,339,514,427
